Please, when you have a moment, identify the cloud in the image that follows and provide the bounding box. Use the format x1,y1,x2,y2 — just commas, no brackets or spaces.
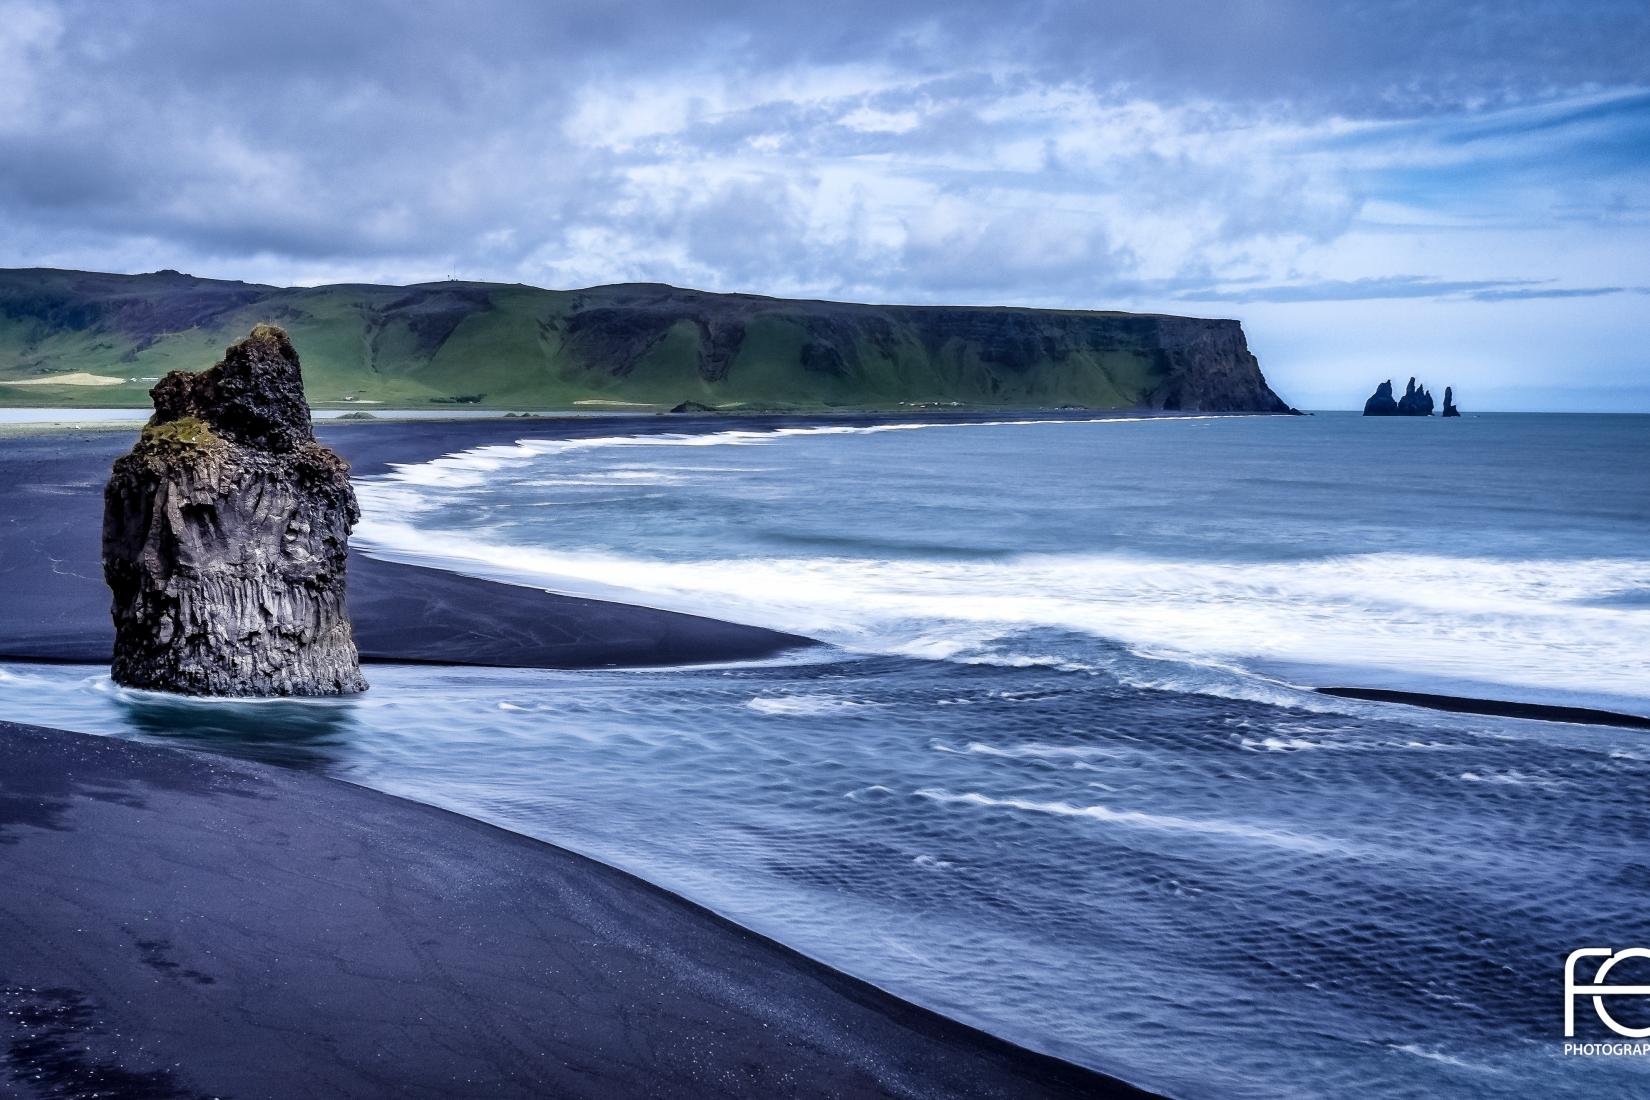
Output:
1467,286,1639,303
0,1,1647,405
0,1,1643,290
1180,277,1642,304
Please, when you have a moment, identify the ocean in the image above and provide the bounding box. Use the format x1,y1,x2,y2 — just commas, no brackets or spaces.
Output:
3,411,1648,1098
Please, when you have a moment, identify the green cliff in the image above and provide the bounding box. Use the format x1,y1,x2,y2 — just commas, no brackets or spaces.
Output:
0,268,1293,412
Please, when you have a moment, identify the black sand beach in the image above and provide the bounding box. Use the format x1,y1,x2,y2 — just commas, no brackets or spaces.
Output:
0,720,1150,1099
0,416,819,668
0,412,1166,1097
1314,686,1650,730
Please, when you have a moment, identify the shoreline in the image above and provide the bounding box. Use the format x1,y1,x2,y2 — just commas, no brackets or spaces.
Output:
0,418,823,669
0,410,1244,670
6,415,1638,714
1315,686,1650,730
0,719,1159,1099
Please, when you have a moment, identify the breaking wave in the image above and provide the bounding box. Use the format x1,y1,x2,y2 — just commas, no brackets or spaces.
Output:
352,418,1650,710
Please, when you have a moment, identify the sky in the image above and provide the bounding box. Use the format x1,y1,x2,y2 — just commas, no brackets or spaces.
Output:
1,1,1647,409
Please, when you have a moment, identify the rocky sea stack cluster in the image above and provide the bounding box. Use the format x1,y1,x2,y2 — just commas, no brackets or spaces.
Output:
1363,377,1459,417
103,325,367,696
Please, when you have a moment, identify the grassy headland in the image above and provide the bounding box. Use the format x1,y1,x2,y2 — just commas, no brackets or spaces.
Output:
0,268,1292,413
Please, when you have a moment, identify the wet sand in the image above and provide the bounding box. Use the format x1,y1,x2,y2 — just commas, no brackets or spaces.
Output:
1314,686,1650,730
0,720,1153,1099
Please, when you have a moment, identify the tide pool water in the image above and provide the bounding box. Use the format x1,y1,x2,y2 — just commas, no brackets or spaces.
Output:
4,412,1648,1099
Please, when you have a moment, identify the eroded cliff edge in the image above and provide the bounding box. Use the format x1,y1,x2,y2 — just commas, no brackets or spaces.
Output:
103,324,367,696
1,269,1295,412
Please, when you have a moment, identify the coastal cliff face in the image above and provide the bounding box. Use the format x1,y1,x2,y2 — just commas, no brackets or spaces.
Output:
103,325,366,696
1140,315,1291,413
559,287,1293,412
0,269,1294,413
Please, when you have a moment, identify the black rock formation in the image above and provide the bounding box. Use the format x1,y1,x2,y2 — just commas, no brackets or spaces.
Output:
103,325,367,696
1363,379,1399,415
1396,377,1435,416
1364,377,1440,416
671,400,717,413
1442,386,1461,417
1140,314,1297,413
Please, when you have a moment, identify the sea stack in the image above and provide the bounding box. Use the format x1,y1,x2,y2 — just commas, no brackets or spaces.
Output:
103,325,367,696
1396,377,1435,416
1362,379,1399,415
1442,386,1461,417
1363,377,1439,416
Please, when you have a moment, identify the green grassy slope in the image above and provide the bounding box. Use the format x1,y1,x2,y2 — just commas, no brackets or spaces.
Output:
0,268,1293,412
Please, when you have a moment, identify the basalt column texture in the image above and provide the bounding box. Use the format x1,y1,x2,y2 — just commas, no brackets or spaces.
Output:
103,325,367,696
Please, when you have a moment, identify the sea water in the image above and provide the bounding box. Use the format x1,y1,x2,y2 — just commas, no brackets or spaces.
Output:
3,411,1648,1099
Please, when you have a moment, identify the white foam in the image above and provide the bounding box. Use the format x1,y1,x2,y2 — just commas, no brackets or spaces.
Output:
350,507,1650,706
931,740,1123,761
844,784,896,800
1457,769,1557,788
912,788,1347,853
87,674,349,708
524,470,688,486
363,417,1229,505
747,694,879,716
1389,1044,1502,1074
1240,736,1332,752
1239,734,1461,753
354,421,1650,706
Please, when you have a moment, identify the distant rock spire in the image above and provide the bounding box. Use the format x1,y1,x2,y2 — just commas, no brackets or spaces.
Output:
1396,377,1435,416
1442,386,1461,417
1363,379,1398,415
1363,377,1440,416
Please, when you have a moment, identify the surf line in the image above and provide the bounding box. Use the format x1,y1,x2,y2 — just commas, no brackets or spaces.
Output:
1315,687,1650,731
